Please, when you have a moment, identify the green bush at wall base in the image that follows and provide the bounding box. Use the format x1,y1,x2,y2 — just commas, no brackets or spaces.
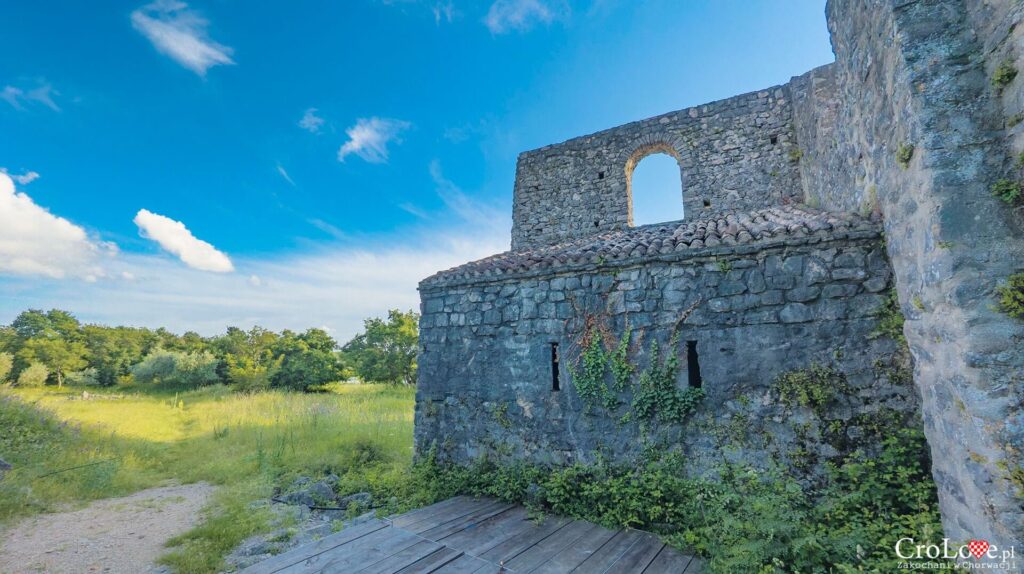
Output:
415,426,943,574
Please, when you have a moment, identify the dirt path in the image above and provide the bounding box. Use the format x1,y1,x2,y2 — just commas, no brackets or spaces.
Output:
0,482,215,574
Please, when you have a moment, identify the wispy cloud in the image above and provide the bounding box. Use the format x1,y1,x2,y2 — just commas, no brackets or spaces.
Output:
433,1,455,24
0,168,40,185
307,218,347,240
0,173,114,281
298,107,325,133
1,82,61,112
484,0,562,34
276,164,296,186
133,209,234,272
337,117,411,163
131,0,235,76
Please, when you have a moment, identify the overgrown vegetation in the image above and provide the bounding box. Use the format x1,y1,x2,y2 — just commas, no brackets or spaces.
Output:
788,147,804,163
992,59,1018,92
569,325,703,425
773,363,849,417
895,142,914,169
993,178,1023,205
996,272,1024,319
413,425,943,573
871,289,907,346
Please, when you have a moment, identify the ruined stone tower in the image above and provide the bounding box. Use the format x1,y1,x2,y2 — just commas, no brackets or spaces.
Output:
416,0,1024,553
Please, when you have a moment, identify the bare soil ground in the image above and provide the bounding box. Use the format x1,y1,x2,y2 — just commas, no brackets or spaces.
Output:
0,483,214,574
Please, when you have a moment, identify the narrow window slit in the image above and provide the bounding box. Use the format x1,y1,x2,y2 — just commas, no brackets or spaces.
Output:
686,340,703,388
598,171,605,180
550,343,560,391
770,135,779,145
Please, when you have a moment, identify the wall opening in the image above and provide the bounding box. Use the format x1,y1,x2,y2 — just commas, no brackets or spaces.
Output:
550,343,560,391
686,340,702,388
625,144,684,226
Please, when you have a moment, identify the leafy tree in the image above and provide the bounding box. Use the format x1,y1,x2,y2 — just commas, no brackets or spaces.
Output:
131,350,220,387
65,367,100,386
18,337,88,388
342,310,419,385
216,327,282,392
0,352,12,384
270,329,343,391
17,362,49,387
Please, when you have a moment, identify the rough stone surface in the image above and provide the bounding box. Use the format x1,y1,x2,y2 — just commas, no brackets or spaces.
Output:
511,86,803,249
417,233,912,478
418,0,1024,555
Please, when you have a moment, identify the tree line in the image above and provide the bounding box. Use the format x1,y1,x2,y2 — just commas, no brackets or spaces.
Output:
0,309,419,391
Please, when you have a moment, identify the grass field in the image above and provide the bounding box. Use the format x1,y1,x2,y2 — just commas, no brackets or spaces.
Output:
0,383,417,573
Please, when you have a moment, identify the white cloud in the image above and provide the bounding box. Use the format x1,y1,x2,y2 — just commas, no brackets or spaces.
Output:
0,166,510,343
276,164,296,186
337,117,411,163
131,0,235,76
0,173,114,281
133,209,234,272
1,82,60,112
484,0,561,33
298,108,325,133
0,169,40,185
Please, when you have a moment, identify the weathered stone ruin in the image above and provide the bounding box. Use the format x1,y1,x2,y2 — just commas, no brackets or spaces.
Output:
416,0,1024,553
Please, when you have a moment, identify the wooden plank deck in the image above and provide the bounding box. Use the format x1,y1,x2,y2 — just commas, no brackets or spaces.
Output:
240,496,703,574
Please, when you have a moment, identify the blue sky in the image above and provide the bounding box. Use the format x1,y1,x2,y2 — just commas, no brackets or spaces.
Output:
0,0,833,341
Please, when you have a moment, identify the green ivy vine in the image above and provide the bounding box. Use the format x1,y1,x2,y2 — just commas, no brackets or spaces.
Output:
569,326,704,425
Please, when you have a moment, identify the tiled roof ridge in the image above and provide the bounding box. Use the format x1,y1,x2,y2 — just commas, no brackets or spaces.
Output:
421,205,881,288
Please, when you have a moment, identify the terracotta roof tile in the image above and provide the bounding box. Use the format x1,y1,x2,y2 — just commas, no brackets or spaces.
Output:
422,205,880,286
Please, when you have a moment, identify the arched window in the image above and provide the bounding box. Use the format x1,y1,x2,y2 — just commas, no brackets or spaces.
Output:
626,144,684,226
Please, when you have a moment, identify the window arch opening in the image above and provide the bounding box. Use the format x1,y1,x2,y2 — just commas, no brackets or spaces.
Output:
626,146,684,226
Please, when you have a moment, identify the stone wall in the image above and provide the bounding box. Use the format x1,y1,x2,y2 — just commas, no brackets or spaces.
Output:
511,87,802,250
415,232,915,477
808,0,1024,549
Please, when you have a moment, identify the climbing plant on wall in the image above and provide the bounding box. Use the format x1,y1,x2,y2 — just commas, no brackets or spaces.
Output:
568,323,704,425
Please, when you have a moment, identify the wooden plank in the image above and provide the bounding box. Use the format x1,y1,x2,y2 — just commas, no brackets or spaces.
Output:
441,507,535,556
501,521,598,573
390,496,472,528
238,518,388,574
418,502,516,540
285,526,420,574
641,545,695,574
601,532,665,574
353,540,446,574
477,516,571,566
570,528,646,574
683,557,705,573
428,553,493,574
527,523,618,574
436,505,528,544
402,497,497,533
394,546,463,574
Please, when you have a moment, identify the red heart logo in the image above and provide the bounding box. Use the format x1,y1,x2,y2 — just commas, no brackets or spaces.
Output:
968,540,990,559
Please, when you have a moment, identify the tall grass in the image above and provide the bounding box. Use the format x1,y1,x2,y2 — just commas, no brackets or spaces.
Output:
1,383,416,573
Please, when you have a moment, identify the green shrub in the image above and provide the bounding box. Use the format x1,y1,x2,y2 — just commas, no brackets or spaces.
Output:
17,362,49,387
773,363,849,415
0,352,12,384
993,59,1018,92
871,290,907,346
788,148,804,163
993,179,1023,204
896,142,914,169
416,427,943,574
996,273,1024,319
131,349,220,388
